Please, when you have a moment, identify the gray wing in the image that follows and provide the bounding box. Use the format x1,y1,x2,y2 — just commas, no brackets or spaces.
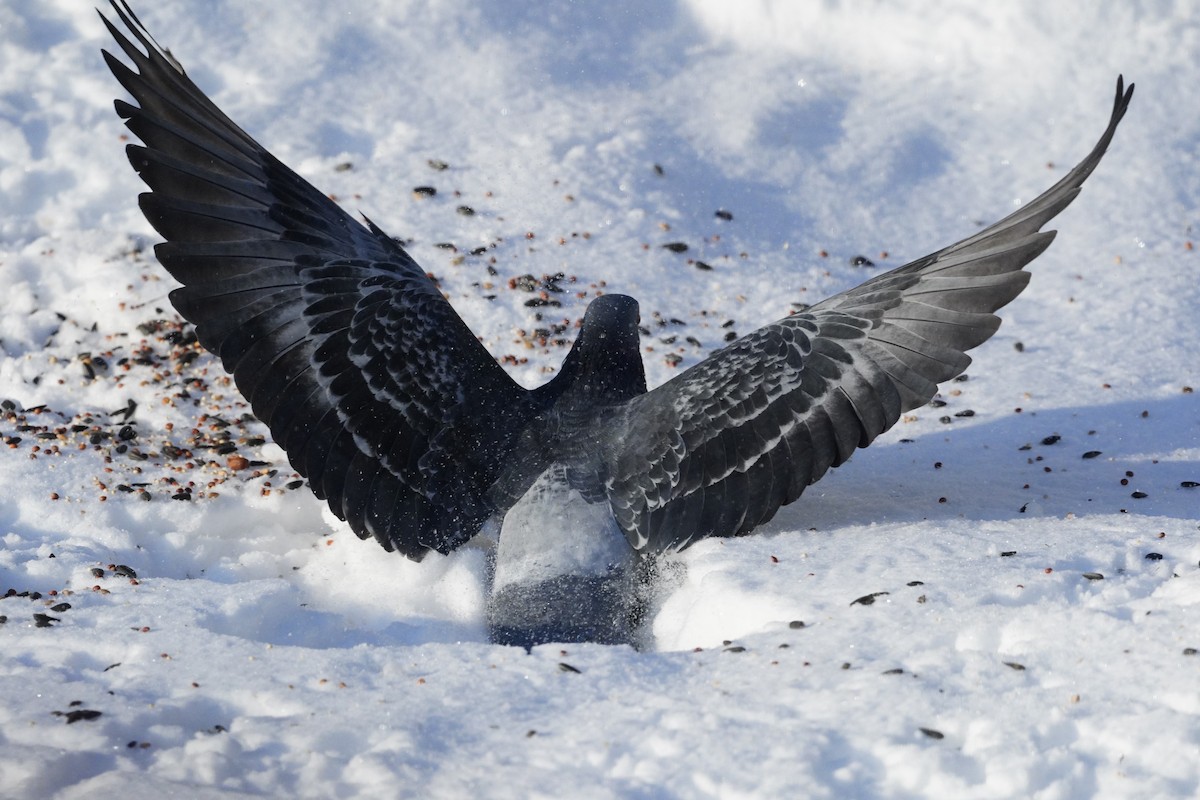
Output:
102,1,531,557
605,77,1134,553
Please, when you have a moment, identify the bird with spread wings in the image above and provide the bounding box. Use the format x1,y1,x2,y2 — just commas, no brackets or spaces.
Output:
101,1,1132,646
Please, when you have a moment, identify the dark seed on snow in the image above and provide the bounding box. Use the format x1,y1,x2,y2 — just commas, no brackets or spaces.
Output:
662,242,689,253
714,210,733,221
1131,491,1148,499
286,480,305,491
1004,661,1026,671
1000,551,1017,557
50,603,71,612
1082,451,1102,459
1041,435,1061,446
63,709,102,724
954,409,975,417
112,565,137,579
850,255,874,267
929,399,947,408
919,728,944,740
907,581,924,587
1083,572,1104,581
939,416,952,424
694,260,713,271
33,613,61,627
723,331,738,342
412,186,437,197
1181,481,1199,489
850,592,889,606
1013,341,1025,352
456,205,475,216
1183,648,1197,656
427,159,449,171
788,620,805,629
90,568,105,578
557,662,581,674
883,668,904,675
0,616,6,624
724,646,746,653
1145,553,1163,561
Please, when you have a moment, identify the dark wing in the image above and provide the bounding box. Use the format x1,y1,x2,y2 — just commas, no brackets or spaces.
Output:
605,77,1134,552
102,1,532,557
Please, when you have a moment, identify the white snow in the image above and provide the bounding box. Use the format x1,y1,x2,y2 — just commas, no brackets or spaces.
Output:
2,1,1198,797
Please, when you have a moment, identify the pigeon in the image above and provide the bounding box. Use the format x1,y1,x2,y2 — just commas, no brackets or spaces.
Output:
101,1,1132,648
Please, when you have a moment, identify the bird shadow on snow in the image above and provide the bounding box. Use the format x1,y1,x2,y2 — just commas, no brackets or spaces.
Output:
763,394,1199,537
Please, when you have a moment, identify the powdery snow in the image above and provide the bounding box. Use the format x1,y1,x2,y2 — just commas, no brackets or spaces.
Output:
1,1,1197,797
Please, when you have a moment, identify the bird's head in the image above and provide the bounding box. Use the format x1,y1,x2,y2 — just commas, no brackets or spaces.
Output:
544,293,647,406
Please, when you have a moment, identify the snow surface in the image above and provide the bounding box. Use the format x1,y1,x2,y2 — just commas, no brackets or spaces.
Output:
2,0,1198,797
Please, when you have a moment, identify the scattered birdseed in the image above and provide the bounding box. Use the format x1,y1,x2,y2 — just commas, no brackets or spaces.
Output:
56,709,102,724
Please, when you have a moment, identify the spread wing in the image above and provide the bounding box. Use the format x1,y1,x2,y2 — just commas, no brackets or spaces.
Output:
102,1,532,558
605,77,1134,552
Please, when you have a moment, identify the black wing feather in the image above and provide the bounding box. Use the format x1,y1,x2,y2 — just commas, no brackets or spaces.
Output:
103,1,534,557
607,77,1133,553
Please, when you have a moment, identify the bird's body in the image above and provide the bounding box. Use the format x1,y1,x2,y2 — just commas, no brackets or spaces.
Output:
101,1,1132,648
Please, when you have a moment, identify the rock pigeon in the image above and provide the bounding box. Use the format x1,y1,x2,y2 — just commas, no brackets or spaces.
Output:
101,1,1132,648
